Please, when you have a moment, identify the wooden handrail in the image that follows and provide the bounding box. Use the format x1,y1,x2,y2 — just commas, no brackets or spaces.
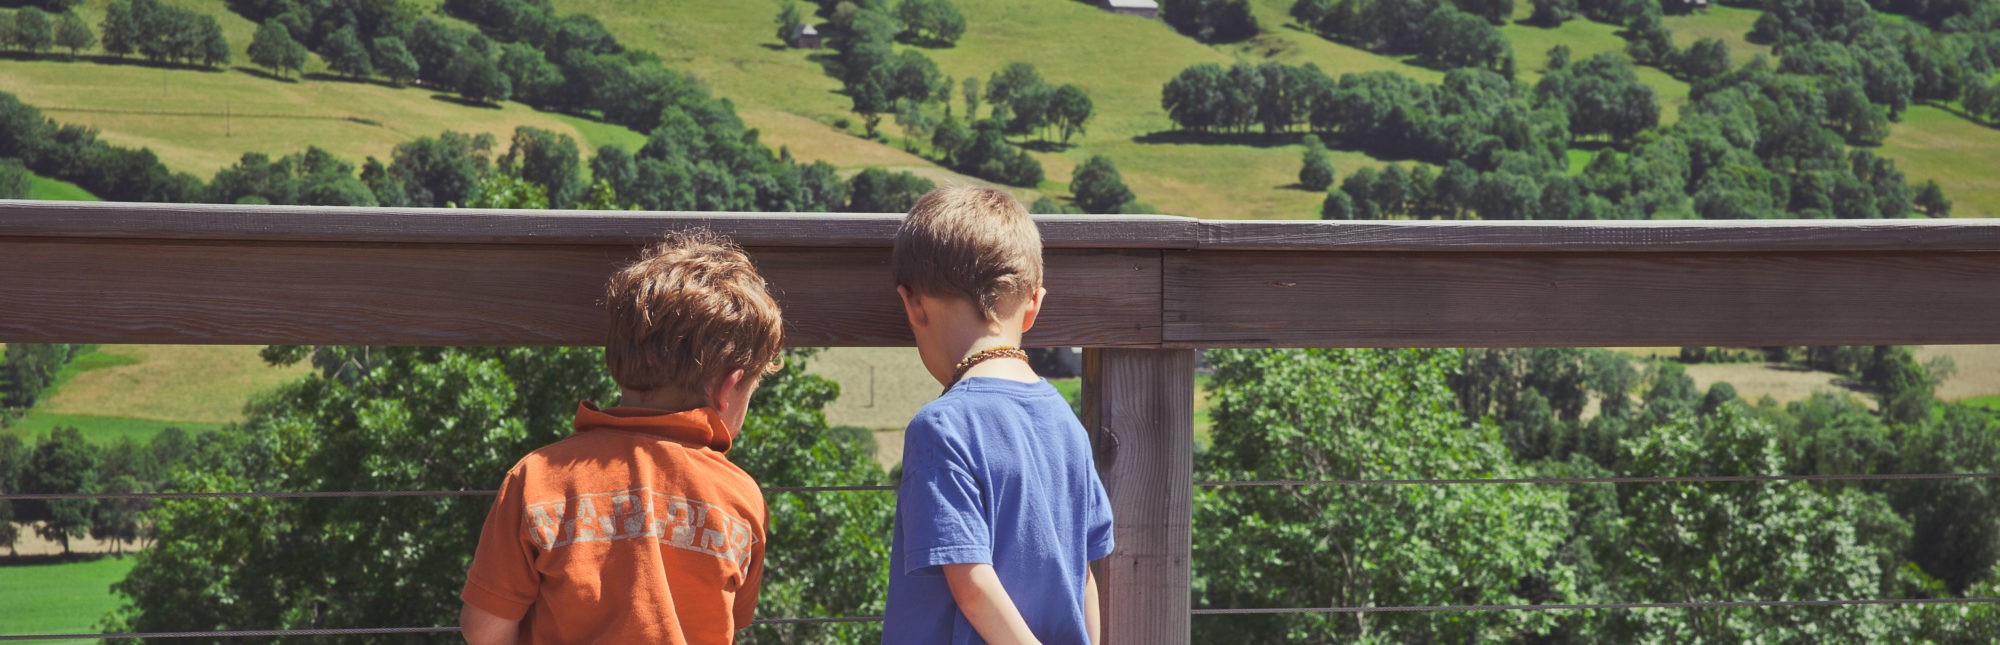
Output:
6,200,2000,348
9,199,2000,644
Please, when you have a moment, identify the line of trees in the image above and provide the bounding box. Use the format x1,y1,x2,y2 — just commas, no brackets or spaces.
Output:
0,344,83,425
0,424,192,555
0,6,94,55
102,0,229,68
1289,0,1515,75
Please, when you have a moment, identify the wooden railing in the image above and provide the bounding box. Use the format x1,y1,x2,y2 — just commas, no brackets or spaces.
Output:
7,199,2000,642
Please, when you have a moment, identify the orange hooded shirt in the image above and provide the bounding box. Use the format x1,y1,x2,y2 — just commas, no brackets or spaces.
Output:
462,402,766,644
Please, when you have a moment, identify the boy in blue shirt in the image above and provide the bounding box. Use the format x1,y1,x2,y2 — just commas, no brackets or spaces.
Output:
882,187,1115,644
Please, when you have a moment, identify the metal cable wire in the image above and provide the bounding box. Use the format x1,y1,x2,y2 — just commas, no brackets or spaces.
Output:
1190,597,2000,615
0,616,889,641
1195,472,2000,488
0,627,461,641
0,484,897,501
13,472,2000,500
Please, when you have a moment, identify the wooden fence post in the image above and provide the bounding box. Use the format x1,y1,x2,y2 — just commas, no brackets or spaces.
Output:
1082,348,1195,644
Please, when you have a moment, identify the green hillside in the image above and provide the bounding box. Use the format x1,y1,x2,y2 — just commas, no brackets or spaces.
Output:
26,174,97,201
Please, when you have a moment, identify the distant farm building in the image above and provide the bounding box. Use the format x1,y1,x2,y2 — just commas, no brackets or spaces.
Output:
790,24,821,49
1100,0,1159,19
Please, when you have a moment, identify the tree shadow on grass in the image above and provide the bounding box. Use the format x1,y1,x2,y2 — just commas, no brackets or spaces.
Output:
1132,130,1307,149
0,50,223,73
233,66,300,83
303,72,415,91
1016,140,1078,153
0,552,113,566
429,93,502,110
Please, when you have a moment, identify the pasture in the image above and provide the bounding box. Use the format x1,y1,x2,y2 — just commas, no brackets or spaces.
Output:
1879,106,2000,219
0,59,640,176
0,556,135,645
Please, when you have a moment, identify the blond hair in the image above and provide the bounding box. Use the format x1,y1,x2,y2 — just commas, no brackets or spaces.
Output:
891,187,1043,321
603,230,784,397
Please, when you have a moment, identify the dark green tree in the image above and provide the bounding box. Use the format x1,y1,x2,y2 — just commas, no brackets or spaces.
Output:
248,20,308,78
1914,179,1951,217
52,10,94,56
10,8,55,54
371,37,420,86
503,127,585,208
1298,134,1334,190
895,0,965,46
322,25,374,79
1070,155,1134,214
843,167,936,213
20,426,98,554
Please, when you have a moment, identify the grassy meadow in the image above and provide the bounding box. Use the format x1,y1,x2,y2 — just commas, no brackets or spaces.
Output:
1879,106,2000,219
0,556,135,645
23,173,97,201
2,346,308,446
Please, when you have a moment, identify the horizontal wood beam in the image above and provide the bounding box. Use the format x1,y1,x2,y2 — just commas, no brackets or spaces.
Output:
1164,250,2000,347
0,200,1199,249
8,201,2000,348
0,240,1161,347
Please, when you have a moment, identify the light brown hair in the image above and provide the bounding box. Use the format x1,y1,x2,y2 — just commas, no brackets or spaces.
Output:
891,187,1043,321
603,230,784,398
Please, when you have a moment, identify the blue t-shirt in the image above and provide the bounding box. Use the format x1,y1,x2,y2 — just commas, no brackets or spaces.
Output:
882,377,1115,644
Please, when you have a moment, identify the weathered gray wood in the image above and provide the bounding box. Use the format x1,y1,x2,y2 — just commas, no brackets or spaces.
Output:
1164,250,2000,348
0,241,1162,347
1083,348,1195,645
1196,219,2000,252
0,200,1199,249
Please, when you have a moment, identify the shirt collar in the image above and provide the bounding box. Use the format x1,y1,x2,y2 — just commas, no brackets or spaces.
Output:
573,401,735,453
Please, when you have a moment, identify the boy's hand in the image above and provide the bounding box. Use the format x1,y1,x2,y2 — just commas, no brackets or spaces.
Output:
940,563,1042,645
459,601,521,645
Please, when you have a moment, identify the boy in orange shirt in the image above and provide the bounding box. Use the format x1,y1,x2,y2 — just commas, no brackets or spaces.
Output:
460,231,782,644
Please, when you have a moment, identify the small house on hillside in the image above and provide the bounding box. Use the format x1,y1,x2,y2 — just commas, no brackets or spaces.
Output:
1100,0,1159,19
790,24,821,49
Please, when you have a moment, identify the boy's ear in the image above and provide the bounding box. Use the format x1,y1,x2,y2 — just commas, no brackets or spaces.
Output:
897,285,930,330
1019,286,1047,334
708,368,748,412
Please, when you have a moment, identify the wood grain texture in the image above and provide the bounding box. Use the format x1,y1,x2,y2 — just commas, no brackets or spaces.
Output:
1083,349,1195,645
0,241,1162,347
1196,219,2000,252
1164,250,2000,348
0,200,1199,249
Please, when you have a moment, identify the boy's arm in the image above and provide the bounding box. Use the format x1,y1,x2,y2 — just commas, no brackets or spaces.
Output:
941,563,1042,645
459,602,520,645
1083,566,1101,645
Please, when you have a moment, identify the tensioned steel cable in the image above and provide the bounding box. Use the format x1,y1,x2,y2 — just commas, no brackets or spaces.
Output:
12,472,2000,501
1194,471,2000,487
1190,597,2000,615
0,616,888,640
0,484,897,501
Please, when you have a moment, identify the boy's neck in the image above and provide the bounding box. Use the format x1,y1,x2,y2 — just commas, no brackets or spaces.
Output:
614,388,705,414
941,330,1039,385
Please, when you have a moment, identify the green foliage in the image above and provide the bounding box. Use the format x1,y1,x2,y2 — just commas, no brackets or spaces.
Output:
1070,155,1135,214
19,426,98,553
895,0,965,47
1162,0,1259,44
503,127,585,208
206,147,378,207
0,159,29,199
843,167,935,213
371,36,420,86
1915,179,1952,216
1291,0,1513,73
5,7,55,54
1535,52,1661,142
50,9,92,55
101,0,229,67
247,20,307,78
1298,135,1335,190
1673,36,1732,80
1195,349,1576,641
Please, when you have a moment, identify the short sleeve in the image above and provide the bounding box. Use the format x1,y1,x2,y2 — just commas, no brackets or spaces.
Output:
461,469,540,620
898,416,992,576
1085,465,1115,561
